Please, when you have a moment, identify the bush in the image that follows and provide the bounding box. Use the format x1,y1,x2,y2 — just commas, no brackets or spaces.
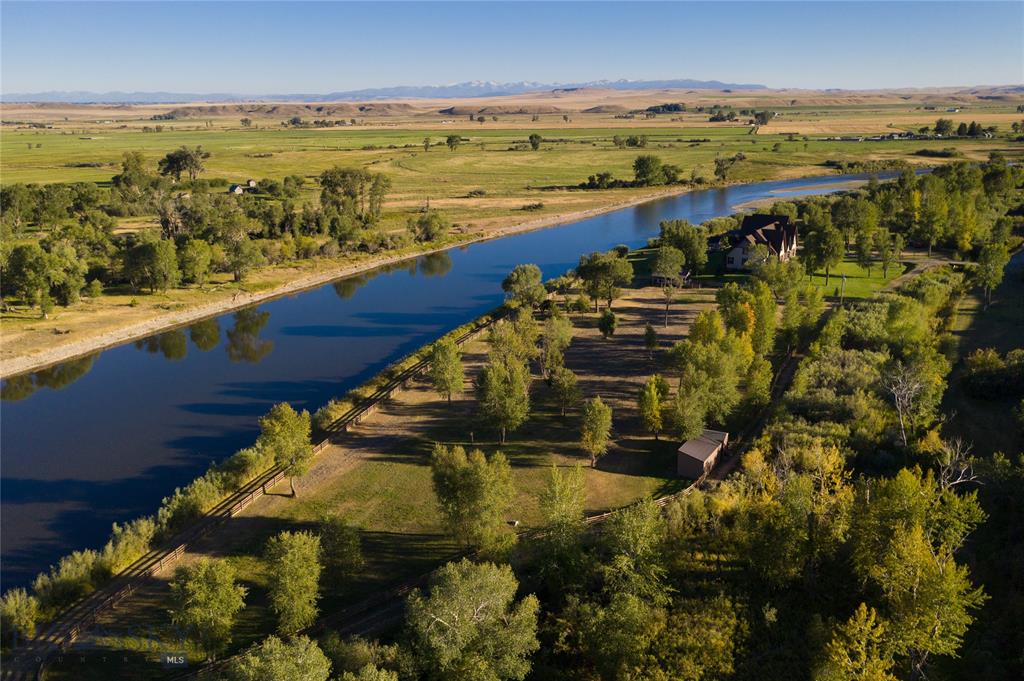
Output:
32,549,106,613
962,348,1024,398
86,279,103,298
314,398,350,433
101,516,156,574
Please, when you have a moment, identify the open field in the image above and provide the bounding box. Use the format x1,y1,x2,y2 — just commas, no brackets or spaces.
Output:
43,285,709,679
2,87,1021,375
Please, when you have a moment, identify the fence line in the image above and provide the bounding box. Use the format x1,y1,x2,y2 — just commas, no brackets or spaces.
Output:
14,314,503,681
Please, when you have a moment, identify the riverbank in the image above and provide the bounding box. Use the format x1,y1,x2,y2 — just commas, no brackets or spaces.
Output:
0,183,702,379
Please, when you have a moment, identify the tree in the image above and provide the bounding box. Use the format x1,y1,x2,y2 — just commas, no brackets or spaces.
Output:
406,559,539,681
875,229,899,279
408,210,450,242
880,362,924,448
528,133,543,151
430,444,516,554
541,311,573,377
227,237,265,282
668,389,705,441
976,240,1010,307
228,635,332,681
158,146,207,182
745,355,773,408
653,245,686,327
0,588,38,647
240,118,252,127
817,603,897,681
429,337,464,404
169,559,247,656
644,323,658,358
476,357,530,443
934,118,955,136
580,396,613,467
855,227,875,276
5,243,55,306
576,251,633,311
178,238,212,285
917,174,948,256
422,136,431,152
124,239,180,293
633,154,665,186
598,309,617,339
659,220,708,277
502,264,546,309
550,366,580,416
805,223,844,288
257,402,313,496
749,280,777,355
639,375,668,439
446,135,461,151
536,463,587,594
265,530,322,634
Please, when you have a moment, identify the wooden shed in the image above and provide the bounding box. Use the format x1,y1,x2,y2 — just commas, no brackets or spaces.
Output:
677,429,729,478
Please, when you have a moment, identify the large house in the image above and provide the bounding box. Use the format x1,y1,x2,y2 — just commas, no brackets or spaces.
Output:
720,214,798,271
677,429,729,479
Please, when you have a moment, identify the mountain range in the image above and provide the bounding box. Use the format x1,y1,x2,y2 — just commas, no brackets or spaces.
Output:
2,78,767,104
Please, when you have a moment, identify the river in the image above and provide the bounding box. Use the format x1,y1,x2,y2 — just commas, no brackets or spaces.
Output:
0,171,889,588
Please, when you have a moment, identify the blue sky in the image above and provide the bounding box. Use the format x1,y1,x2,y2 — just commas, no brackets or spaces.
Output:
1,1,1021,93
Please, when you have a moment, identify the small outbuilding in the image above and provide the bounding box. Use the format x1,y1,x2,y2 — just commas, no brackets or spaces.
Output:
677,429,729,479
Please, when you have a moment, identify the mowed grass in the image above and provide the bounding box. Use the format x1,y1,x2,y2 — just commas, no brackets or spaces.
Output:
45,328,676,679
807,258,907,299
941,251,1024,457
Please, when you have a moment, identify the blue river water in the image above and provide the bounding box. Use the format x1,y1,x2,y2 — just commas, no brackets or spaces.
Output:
0,172,887,588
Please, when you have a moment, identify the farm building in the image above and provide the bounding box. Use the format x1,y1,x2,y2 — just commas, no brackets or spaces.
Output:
677,429,729,478
715,214,798,271
227,184,245,195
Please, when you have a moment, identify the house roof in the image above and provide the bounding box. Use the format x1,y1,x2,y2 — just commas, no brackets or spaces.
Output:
677,429,729,462
729,214,797,256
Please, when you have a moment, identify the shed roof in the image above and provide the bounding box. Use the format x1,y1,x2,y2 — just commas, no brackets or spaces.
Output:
677,429,729,462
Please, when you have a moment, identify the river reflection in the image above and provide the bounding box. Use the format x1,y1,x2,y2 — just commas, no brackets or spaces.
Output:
0,354,97,401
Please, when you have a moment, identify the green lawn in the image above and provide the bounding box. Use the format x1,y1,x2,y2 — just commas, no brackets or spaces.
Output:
807,258,907,300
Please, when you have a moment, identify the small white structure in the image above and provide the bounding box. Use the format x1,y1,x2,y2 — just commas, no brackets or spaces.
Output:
677,429,729,478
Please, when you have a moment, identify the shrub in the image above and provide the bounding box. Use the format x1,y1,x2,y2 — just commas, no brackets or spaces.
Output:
314,398,350,433
101,516,157,574
32,549,106,613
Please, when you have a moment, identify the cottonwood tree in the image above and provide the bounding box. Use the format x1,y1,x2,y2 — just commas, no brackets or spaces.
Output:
653,245,686,327
446,135,461,151
668,389,705,442
405,559,539,681
541,311,573,378
124,238,180,293
644,323,659,359
880,362,924,447
576,251,633,311
550,366,581,416
803,223,844,288
976,240,1009,307
265,530,322,634
817,603,897,681
257,402,313,496
659,220,708,277
169,559,247,657
430,444,515,554
529,133,543,151
178,238,212,286
639,375,669,439
158,146,207,182
407,210,450,243
502,263,546,309
536,464,587,595
476,357,530,443
228,635,331,681
429,337,464,404
580,396,613,467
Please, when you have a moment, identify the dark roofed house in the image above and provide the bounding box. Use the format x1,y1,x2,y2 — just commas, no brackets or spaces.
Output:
677,429,729,478
724,214,798,271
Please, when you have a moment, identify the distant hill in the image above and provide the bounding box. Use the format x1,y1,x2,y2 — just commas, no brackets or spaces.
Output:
1,78,768,104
